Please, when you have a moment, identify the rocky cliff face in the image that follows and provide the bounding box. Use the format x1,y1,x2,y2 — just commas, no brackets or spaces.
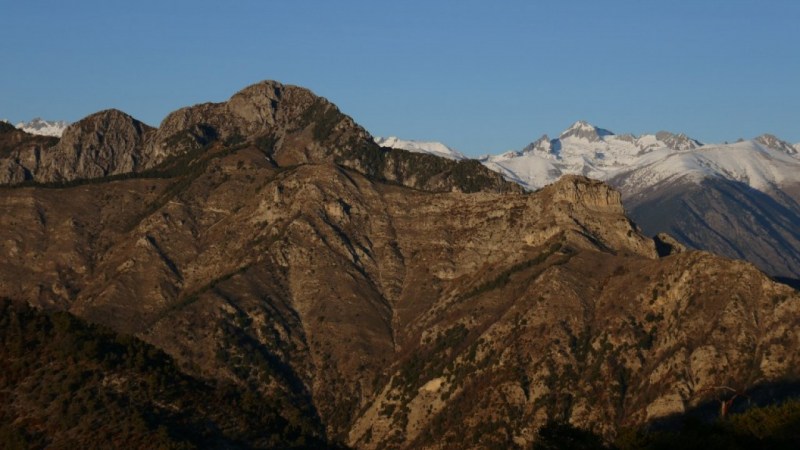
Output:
1,82,799,448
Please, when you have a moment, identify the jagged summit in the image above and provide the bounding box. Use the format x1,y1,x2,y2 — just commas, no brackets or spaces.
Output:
489,123,708,191
559,120,614,141
521,134,554,154
486,122,716,191
755,133,798,155
653,131,702,151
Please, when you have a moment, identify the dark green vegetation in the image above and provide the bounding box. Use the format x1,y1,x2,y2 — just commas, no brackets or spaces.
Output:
0,121,15,133
340,143,521,194
463,240,565,300
0,300,335,449
534,399,800,450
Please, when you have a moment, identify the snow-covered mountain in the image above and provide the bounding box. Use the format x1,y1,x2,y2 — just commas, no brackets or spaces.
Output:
754,133,798,156
375,136,466,160
378,122,800,195
15,118,69,137
612,140,800,195
480,121,707,190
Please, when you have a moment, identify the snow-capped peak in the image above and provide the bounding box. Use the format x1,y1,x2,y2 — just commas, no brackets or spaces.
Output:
559,120,613,141
652,131,702,151
755,134,797,156
15,118,69,137
374,136,466,160
521,134,554,154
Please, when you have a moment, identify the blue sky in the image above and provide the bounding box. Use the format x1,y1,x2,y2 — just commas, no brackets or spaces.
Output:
1,0,798,155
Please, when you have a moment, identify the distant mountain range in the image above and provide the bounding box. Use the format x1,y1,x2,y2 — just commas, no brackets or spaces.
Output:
374,136,467,160
14,117,69,137
379,123,800,280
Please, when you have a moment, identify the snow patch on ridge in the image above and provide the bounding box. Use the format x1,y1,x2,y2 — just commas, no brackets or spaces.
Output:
375,136,466,160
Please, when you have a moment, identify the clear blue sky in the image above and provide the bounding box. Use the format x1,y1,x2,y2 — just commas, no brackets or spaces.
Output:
1,0,798,156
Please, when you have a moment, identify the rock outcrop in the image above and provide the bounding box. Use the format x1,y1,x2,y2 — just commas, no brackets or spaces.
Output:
654,232,686,256
41,109,154,182
1,109,153,184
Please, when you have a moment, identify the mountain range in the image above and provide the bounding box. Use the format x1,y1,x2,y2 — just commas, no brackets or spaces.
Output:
2,81,800,448
381,122,800,281
14,117,69,137
374,136,467,161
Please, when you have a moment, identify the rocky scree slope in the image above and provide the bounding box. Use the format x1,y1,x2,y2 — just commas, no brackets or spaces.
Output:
1,83,799,449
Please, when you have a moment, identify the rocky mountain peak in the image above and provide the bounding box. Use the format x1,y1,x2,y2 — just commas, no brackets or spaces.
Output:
755,133,797,155
152,80,287,151
150,80,372,166
215,80,288,135
653,232,686,256
559,120,613,141
521,134,553,154
654,131,703,150
0,109,154,184
60,109,151,140
38,109,155,182
544,175,624,213
534,175,658,258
